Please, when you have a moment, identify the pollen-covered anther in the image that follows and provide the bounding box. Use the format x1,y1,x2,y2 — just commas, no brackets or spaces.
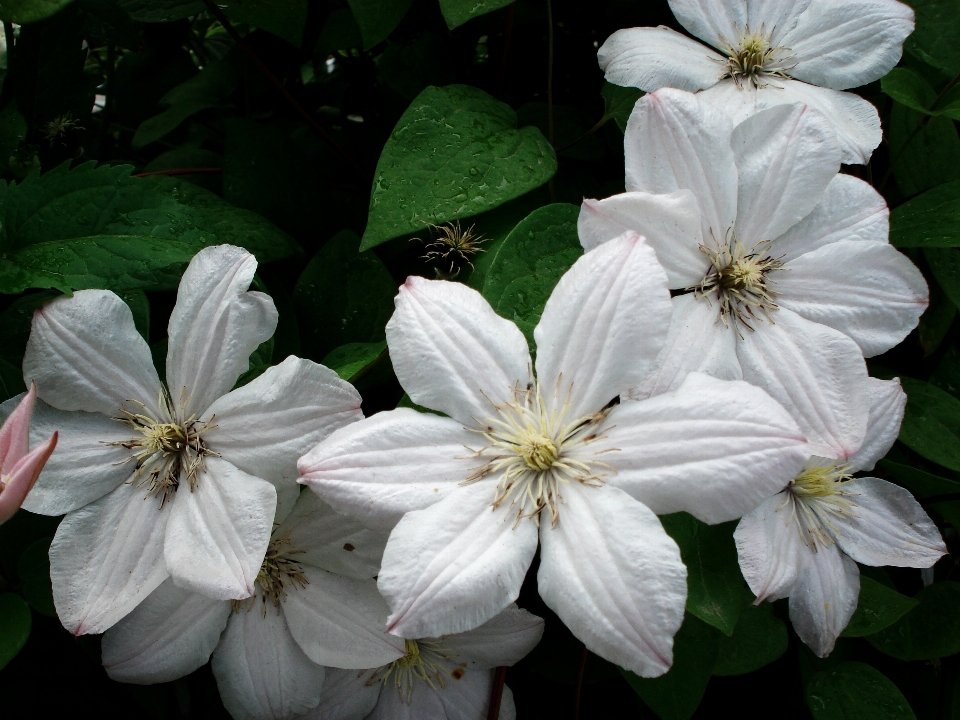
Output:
369,639,458,704
783,460,857,550
718,26,795,89
233,533,307,615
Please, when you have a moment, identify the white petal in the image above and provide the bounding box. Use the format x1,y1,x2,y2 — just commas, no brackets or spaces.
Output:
23,289,162,416
367,681,446,720
378,481,539,639
732,103,840,246
443,605,545,668
102,578,230,684
15,400,133,515
598,26,724,92
299,409,476,533
604,372,807,524
669,0,812,50
500,686,517,720
433,663,494,720
282,567,406,669
165,457,276,600
538,484,686,678
777,241,928,357
212,605,326,720
831,478,946,567
736,308,870,459
204,356,363,515
770,173,889,264
386,277,531,426
789,542,860,657
534,232,672,418
624,88,737,242
849,378,906,473
578,190,706,287
166,245,278,419
629,294,741,400
308,668,381,720
275,490,387,580
782,0,914,90
734,493,809,602
50,480,169,635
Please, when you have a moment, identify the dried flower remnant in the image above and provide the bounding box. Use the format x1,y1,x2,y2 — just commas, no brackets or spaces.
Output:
418,217,486,276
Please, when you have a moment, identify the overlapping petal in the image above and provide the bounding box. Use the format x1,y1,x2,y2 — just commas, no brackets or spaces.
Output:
849,377,907,473
734,493,809,602
788,542,860,657
598,26,724,92
669,0,812,50
307,668,381,720
442,605,545,669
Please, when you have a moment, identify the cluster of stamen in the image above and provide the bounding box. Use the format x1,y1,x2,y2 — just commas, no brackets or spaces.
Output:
783,460,857,550
233,534,308,615
109,387,217,507
462,382,615,527
690,233,784,335
718,26,795,89
418,217,487,277
368,639,460,704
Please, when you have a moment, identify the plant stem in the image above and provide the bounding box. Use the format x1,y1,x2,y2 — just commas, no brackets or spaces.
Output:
493,3,515,98
487,666,507,720
546,0,555,202
573,643,588,720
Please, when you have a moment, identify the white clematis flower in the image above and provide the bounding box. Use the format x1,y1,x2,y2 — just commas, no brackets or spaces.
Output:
597,0,914,163
735,377,946,657
306,605,544,720
579,89,927,458
101,490,404,720
16,244,362,635
299,232,809,677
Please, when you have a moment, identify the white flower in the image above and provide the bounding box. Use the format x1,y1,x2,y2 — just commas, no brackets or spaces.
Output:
306,605,544,720
597,0,914,163
735,377,946,657
101,490,404,720
299,232,809,677
16,245,363,635
579,89,927,458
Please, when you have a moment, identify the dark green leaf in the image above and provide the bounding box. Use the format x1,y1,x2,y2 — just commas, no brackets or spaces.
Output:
842,577,919,638
661,513,745,635
221,0,307,48
877,458,960,498
117,288,150,341
926,248,960,309
0,103,27,176
516,103,604,161
360,85,557,250
868,582,960,660
712,601,787,676
79,0,139,47
346,0,414,49
919,274,956,355
887,104,960,197
377,33,455,101
621,614,719,720
0,592,31,669
322,341,387,382
315,8,362,57
116,0,202,22
17,536,55,617
881,67,939,114
601,81,643,132
0,0,73,23
437,0,512,30
899,377,960,470
892,180,960,248
930,345,960,398
806,661,915,720
905,0,960,76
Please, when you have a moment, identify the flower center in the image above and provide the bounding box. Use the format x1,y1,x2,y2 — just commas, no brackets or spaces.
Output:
783,460,856,549
233,533,307,615
462,383,615,527
369,639,460,704
108,387,218,507
718,26,794,88
691,235,784,334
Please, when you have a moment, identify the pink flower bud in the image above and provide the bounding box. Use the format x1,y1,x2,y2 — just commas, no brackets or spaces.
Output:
0,384,58,524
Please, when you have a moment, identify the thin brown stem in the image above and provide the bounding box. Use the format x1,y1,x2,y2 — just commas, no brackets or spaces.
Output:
573,644,588,720
493,3,516,99
132,168,223,177
487,666,508,720
546,0,555,202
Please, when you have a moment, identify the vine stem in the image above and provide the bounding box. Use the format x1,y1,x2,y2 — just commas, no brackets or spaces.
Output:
198,0,364,178
487,666,508,720
573,644,588,720
546,0,555,202
493,3,516,98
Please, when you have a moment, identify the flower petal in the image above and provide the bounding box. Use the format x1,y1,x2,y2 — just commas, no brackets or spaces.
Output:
166,245,278,419
299,409,476,533
165,457,276,600
624,88,738,243
534,232,672,418
788,542,859,657
628,294,741,400
669,0,812,50
367,680,446,720
771,173,889,263
0,431,57,525
777,240,928,357
23,289,162,416
307,668,381,720
275,490,387,580
849,378,906,473
0,382,34,471
734,493,809,602
102,578,230,684
538,484,686,678
732,103,840,246
386,277,531,426
282,567,406,669
212,604,326,720
50,480,169,635
578,190,705,287
597,26,725,92
378,481,539,639
831,477,946,567
736,308,870,459
442,605,544,669
782,0,914,90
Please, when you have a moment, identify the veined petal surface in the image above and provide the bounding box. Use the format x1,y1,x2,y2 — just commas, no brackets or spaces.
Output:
598,26,724,92
849,377,906,473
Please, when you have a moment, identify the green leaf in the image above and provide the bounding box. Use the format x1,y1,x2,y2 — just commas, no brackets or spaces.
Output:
919,275,956,355
621,614,719,720
0,103,27,176
17,537,55,617
712,601,787,676
315,8,362,57
892,180,960,248
437,0,512,29
926,248,960,309
346,0,414,49
115,0,202,22
881,67,939,114
601,81,643,132
377,33,455,102
868,582,960,660
0,592,31,669
221,0,308,48
930,345,960,398
0,161,301,294
322,341,387,383
905,0,960,76
516,103,605,161
898,376,960,470
80,0,140,48
842,577,919,638
361,84,557,250
877,458,960,498
0,0,73,23
888,104,960,197
661,513,745,635
806,661,916,720
293,230,396,363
